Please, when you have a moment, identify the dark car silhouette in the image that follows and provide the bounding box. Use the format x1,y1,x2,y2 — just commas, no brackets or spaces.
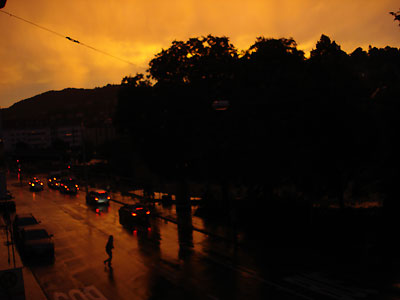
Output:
28,177,44,191
47,171,67,189
119,204,151,226
18,226,54,261
86,189,111,205
13,213,40,243
59,177,79,194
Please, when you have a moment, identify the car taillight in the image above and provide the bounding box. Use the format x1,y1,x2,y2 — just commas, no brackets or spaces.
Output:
136,207,143,210
48,179,52,182
131,213,137,217
95,197,99,201
146,211,150,215
107,196,111,200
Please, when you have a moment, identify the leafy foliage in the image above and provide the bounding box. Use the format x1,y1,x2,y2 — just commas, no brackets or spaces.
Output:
115,34,400,202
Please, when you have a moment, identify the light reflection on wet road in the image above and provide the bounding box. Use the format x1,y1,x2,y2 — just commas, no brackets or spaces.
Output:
7,176,382,300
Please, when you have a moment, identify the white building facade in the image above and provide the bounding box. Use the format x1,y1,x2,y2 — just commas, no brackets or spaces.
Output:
2,124,116,152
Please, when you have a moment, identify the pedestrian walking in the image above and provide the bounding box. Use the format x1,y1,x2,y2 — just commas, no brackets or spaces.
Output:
103,235,114,267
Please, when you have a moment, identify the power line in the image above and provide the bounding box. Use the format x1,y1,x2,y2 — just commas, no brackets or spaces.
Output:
0,9,135,66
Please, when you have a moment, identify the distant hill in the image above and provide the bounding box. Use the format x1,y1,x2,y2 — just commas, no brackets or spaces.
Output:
1,84,121,128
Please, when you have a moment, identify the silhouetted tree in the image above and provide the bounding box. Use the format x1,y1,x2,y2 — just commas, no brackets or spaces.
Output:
149,35,238,86
115,33,400,246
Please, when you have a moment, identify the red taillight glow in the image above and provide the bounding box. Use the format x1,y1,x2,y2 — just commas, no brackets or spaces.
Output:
95,197,99,201
131,213,137,217
146,211,150,215
136,207,143,210
107,196,111,200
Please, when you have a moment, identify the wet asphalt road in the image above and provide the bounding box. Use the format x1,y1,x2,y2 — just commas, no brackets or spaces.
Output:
6,176,387,300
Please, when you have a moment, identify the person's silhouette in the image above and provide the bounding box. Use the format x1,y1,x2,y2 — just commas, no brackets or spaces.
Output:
103,235,114,267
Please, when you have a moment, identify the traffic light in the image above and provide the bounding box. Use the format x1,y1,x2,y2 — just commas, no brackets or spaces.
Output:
0,0,7,9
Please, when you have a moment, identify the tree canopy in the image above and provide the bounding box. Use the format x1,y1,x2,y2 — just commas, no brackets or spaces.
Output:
115,34,400,202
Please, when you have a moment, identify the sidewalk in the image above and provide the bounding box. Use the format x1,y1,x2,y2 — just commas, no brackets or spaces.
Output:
0,217,47,300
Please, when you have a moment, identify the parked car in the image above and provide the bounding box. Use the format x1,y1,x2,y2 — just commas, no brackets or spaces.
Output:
13,213,40,242
0,191,15,213
59,177,79,194
86,190,111,205
28,177,44,191
18,225,54,260
119,204,151,226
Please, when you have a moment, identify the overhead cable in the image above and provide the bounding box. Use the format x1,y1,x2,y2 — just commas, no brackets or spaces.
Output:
0,9,135,66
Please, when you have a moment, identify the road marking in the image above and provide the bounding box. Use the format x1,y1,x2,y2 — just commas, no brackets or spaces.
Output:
53,285,108,300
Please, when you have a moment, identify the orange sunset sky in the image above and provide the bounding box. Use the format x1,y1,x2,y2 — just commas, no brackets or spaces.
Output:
1,0,399,108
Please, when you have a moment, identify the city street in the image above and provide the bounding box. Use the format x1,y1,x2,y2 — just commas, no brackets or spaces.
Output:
6,175,384,300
